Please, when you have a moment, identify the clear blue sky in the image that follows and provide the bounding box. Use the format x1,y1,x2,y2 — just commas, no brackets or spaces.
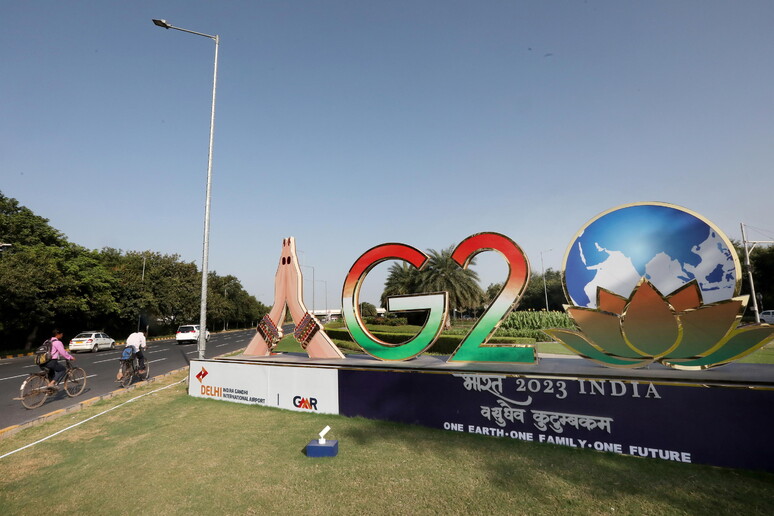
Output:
3,1,773,308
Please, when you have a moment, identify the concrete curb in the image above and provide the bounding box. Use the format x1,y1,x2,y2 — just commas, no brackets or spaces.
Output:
1,352,34,359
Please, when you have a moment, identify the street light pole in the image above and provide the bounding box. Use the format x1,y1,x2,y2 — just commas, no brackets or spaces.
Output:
138,253,146,332
152,19,219,360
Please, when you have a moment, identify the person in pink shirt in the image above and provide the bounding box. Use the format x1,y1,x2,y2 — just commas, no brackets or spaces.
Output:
41,329,75,387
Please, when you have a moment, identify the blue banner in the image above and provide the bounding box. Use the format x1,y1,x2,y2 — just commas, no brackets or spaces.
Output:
339,368,774,471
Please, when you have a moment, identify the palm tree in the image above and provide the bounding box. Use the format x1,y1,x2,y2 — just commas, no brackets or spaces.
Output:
381,246,485,327
380,261,419,308
418,246,485,322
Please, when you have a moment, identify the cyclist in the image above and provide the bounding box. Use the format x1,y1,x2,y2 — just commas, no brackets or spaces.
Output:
125,330,148,373
41,329,75,388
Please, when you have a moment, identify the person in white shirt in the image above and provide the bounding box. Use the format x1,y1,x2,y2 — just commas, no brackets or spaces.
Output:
125,330,148,373
116,331,148,382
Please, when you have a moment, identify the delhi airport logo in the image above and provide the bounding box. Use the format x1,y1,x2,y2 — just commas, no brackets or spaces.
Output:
544,202,774,370
196,367,209,382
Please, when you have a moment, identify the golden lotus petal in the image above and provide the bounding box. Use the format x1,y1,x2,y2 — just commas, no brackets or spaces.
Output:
543,328,653,368
666,297,745,359
621,280,680,358
567,307,642,358
597,288,627,315
666,281,703,312
665,324,774,370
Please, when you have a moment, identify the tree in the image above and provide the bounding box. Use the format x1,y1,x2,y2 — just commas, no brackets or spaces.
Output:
359,302,377,317
0,192,269,351
484,283,503,306
518,268,565,311
380,262,419,309
0,243,118,349
737,242,774,316
751,245,774,312
0,193,119,348
207,274,267,330
0,192,67,247
418,247,484,316
0,244,67,347
381,245,484,327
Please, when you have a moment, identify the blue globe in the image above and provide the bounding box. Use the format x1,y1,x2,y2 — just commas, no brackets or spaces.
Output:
564,203,740,308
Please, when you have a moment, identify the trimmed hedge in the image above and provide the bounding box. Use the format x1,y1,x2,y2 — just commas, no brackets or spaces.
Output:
495,329,554,341
325,327,535,355
363,316,408,326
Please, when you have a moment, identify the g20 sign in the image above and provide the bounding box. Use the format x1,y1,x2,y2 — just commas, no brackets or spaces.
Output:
342,232,534,364
243,202,774,370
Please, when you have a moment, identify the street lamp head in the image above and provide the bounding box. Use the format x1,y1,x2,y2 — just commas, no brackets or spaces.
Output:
152,19,172,29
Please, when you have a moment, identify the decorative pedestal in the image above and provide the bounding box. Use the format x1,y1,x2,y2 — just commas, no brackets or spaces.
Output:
189,353,774,471
305,439,339,457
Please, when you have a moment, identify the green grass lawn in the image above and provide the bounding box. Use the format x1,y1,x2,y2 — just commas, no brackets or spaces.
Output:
2,372,774,515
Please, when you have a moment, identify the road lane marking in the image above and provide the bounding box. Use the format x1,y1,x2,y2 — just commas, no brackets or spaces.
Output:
93,357,122,364
1,373,34,381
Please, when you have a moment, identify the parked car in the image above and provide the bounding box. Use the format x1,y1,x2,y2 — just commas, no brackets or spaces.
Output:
761,310,774,324
176,324,210,344
69,331,116,353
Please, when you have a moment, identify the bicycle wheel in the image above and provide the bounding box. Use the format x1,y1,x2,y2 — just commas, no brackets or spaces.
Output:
64,367,87,397
120,362,133,388
139,362,150,381
20,375,49,409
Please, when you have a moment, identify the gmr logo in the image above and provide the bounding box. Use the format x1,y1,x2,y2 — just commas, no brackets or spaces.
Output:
293,396,318,410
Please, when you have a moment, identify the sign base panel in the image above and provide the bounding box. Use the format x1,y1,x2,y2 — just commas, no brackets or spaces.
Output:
189,353,774,472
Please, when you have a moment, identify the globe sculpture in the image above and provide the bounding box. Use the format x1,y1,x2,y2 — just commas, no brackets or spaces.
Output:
564,203,739,308
545,202,774,369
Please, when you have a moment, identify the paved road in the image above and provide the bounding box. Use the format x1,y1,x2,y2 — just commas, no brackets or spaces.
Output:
0,329,256,430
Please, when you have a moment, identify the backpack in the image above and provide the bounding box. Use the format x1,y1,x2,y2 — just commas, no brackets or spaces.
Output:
121,346,134,361
34,339,53,366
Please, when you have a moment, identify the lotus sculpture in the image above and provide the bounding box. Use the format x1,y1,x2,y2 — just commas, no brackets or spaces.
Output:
544,279,774,370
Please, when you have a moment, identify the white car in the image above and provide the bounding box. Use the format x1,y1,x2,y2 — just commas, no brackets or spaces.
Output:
69,331,116,353
176,324,210,344
761,310,774,324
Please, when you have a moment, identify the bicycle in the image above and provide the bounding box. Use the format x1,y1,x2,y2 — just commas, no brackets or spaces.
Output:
118,353,150,388
18,360,87,409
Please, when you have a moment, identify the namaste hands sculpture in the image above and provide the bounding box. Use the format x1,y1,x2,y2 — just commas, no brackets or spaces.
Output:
244,237,344,359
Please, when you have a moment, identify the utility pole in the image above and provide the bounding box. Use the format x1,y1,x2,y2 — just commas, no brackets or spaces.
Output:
741,223,774,323
138,253,147,332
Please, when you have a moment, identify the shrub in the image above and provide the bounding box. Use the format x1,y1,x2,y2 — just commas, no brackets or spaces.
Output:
364,316,408,326
323,327,534,355
499,310,574,331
